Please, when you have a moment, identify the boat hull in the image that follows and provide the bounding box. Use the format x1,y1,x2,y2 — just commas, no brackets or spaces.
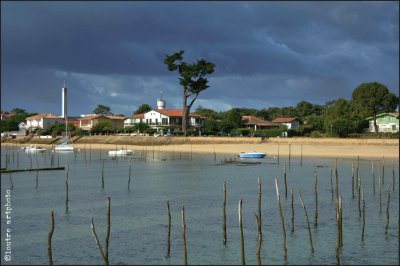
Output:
108,150,133,156
54,145,74,151
238,152,266,158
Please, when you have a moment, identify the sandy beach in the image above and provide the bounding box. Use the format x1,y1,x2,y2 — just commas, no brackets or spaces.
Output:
2,137,398,160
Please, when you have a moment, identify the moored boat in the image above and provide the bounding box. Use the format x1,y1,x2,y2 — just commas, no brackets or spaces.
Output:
238,151,266,158
108,149,133,156
24,145,47,153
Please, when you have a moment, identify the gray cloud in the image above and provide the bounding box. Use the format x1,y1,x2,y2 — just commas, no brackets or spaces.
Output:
1,1,398,115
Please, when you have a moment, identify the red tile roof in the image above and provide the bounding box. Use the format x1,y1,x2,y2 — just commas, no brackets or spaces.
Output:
27,114,61,120
272,117,298,123
1,113,16,119
133,114,144,118
79,115,126,121
242,116,279,126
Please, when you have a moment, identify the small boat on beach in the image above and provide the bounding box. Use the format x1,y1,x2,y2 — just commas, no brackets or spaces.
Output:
24,145,47,153
238,151,266,158
108,149,134,156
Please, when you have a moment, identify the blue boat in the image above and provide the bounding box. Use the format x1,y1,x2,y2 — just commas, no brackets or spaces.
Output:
238,152,266,158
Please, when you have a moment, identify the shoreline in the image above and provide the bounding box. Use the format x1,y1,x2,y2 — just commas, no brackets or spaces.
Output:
2,137,398,160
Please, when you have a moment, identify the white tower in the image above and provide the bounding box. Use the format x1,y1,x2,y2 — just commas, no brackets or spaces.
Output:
62,82,67,118
157,90,166,110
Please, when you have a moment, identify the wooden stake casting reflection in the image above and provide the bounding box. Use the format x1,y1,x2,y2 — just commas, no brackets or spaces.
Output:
238,199,245,265
166,201,171,258
182,206,188,265
297,188,314,253
275,179,287,260
223,182,227,245
48,210,55,266
254,213,262,266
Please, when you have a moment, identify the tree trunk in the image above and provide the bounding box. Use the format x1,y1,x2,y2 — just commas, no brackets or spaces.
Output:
182,87,188,136
373,113,378,133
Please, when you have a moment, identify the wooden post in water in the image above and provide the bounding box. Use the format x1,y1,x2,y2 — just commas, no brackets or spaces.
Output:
283,163,287,199
166,201,171,258
339,196,343,247
314,165,318,227
181,206,188,266
65,163,69,213
382,157,385,185
351,163,355,198
392,160,395,191
300,144,303,167
288,144,291,169
254,213,262,266
335,159,339,201
102,160,105,189
297,188,314,253
330,163,334,201
372,161,375,195
48,210,55,266
223,182,227,245
275,179,287,260
291,188,294,233
190,144,193,161
238,199,245,265
361,186,365,242
385,183,392,234
105,197,110,264
379,171,382,214
128,160,132,191
357,172,361,218
99,144,102,160
9,172,13,190
277,144,280,166
213,143,217,162
89,143,92,162
90,218,107,265
257,177,262,240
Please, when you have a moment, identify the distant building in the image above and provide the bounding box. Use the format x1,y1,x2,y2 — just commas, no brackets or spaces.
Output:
241,116,280,131
366,112,399,133
79,115,125,131
125,98,206,133
271,117,300,130
25,113,64,131
1,113,16,120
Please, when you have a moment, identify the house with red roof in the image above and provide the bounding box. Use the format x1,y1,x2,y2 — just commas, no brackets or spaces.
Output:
26,113,65,131
271,117,300,130
1,113,16,120
241,116,280,131
124,98,206,134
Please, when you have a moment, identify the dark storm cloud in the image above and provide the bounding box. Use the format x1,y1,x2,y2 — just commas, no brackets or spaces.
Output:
1,1,398,115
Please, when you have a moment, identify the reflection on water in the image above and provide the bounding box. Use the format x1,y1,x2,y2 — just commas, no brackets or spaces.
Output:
1,147,399,265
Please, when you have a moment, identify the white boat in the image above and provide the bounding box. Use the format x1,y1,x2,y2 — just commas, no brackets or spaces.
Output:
108,149,133,156
24,145,47,153
54,115,75,152
238,151,266,158
54,141,75,152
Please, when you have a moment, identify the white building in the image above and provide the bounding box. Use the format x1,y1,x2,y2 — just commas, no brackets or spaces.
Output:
124,98,205,133
26,113,64,131
271,117,300,130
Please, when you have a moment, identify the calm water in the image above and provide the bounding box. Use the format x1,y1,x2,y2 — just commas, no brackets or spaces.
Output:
1,146,399,265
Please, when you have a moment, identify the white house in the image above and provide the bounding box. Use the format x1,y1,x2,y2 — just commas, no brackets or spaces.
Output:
365,112,399,133
271,117,300,130
124,98,206,133
26,114,64,131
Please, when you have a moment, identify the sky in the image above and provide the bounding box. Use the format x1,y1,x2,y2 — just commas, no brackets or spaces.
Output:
1,1,399,116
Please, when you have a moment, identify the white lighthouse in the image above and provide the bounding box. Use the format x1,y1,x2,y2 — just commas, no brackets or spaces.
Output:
61,82,67,118
157,90,166,110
